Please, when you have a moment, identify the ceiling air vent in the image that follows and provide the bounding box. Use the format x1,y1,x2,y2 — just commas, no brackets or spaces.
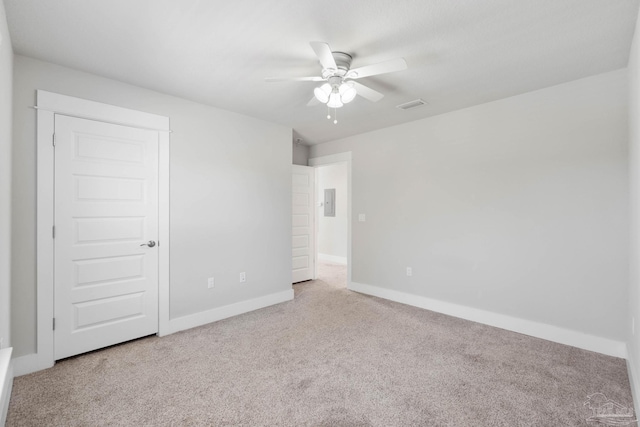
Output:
396,99,428,110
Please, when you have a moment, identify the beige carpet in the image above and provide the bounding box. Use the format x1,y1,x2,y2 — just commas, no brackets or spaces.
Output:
7,262,635,426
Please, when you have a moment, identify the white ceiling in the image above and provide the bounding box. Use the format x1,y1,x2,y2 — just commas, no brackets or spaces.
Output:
4,0,639,145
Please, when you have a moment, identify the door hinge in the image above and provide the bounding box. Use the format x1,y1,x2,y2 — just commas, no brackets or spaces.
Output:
52,133,56,146
52,225,55,238
53,318,55,330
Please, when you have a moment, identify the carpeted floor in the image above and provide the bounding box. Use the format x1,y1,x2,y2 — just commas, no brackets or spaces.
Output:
7,262,636,426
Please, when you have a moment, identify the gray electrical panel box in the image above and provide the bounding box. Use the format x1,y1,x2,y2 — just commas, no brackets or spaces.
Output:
324,189,335,217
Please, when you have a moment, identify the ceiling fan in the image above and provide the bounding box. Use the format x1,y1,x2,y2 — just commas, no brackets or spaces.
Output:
265,42,407,123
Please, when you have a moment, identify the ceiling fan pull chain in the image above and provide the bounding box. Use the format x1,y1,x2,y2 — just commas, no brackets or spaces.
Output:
327,105,331,120
334,108,338,124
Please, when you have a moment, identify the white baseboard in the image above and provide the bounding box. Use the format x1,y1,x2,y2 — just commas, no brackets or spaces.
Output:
349,281,627,359
318,253,347,265
1,347,13,427
12,353,45,377
627,348,640,414
161,289,294,336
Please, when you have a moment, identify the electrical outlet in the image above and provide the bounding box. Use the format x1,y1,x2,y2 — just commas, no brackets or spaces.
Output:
358,214,366,222
406,267,412,277
239,272,246,283
207,277,215,289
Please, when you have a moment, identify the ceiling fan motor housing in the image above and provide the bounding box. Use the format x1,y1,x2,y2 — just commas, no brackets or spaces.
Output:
328,76,343,87
322,52,353,79
332,52,353,71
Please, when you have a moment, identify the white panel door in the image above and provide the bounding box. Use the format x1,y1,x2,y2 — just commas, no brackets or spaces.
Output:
54,115,159,360
292,165,315,283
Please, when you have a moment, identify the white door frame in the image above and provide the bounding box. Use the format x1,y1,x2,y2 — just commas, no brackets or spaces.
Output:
308,152,352,286
35,90,171,372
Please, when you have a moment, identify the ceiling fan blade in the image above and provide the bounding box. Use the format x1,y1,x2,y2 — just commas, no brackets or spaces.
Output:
307,96,320,107
348,58,407,79
353,81,384,102
310,41,338,70
265,76,324,82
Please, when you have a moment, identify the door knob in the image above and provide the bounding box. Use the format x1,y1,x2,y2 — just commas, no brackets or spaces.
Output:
140,240,156,248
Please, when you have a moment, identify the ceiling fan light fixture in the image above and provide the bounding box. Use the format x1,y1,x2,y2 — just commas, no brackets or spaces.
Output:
339,82,357,104
327,91,344,108
314,83,331,103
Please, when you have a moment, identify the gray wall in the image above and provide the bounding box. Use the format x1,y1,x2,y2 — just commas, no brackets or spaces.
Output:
317,163,348,260
0,0,12,349
292,142,309,166
310,69,629,341
12,55,292,357
628,6,640,403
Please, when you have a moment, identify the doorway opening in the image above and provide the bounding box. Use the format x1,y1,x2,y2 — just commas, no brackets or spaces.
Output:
308,152,352,290
315,163,348,288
